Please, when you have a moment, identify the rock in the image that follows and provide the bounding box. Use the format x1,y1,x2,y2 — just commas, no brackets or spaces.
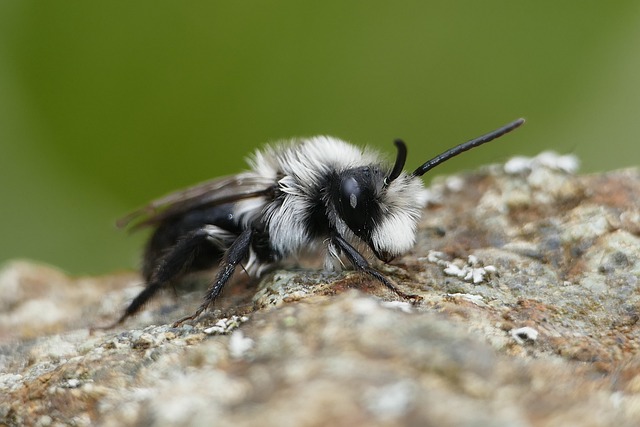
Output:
2,153,640,426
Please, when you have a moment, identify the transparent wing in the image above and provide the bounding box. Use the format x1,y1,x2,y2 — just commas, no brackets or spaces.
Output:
117,173,275,230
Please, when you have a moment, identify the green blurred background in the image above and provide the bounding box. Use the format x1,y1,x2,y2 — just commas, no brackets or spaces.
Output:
1,2,639,275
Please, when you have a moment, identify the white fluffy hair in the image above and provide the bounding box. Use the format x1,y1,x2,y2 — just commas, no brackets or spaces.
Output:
238,136,426,266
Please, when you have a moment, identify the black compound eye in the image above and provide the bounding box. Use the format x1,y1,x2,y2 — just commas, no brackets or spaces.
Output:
331,166,384,240
342,177,361,208
338,176,373,236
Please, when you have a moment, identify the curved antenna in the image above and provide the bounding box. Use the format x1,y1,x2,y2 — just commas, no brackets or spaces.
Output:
384,139,408,185
412,118,525,177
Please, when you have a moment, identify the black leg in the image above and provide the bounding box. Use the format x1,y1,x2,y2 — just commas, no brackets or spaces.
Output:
97,227,225,329
332,234,422,302
174,227,255,326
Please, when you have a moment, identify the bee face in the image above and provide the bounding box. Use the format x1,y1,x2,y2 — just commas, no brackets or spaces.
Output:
332,165,422,263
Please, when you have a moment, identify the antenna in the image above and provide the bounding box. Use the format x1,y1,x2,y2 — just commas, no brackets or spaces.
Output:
412,118,525,177
384,139,407,185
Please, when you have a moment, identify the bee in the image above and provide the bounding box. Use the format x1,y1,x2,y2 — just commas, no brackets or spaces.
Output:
110,118,524,327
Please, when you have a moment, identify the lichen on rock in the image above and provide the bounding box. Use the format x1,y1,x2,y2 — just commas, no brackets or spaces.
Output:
2,153,640,426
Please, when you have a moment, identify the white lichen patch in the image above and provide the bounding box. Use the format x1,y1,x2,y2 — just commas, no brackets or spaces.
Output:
0,373,24,392
560,205,615,244
59,378,83,389
425,251,497,284
228,330,254,358
380,300,414,313
203,315,249,335
510,326,539,345
504,151,579,175
363,381,416,421
445,293,487,307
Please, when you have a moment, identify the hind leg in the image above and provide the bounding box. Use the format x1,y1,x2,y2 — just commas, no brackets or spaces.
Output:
100,225,231,329
173,227,254,326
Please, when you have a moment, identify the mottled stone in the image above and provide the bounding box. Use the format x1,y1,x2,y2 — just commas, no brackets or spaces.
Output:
2,153,640,426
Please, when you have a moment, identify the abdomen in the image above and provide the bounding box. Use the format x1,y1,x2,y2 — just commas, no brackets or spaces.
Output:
142,204,243,282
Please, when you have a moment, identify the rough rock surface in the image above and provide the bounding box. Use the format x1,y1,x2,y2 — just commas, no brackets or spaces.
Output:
2,152,640,426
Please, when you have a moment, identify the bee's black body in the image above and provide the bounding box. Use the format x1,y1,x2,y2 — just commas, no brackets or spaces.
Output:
142,204,241,282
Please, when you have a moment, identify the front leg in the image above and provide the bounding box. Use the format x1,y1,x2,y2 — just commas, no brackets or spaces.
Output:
331,234,422,302
174,227,255,326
